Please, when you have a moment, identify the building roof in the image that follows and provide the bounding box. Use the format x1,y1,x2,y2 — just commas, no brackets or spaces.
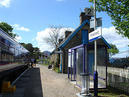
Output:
59,19,111,49
89,36,111,49
59,19,89,49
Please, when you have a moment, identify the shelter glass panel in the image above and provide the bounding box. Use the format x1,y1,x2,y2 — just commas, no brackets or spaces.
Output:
97,47,106,88
76,47,83,86
75,46,107,89
68,49,75,80
88,47,106,88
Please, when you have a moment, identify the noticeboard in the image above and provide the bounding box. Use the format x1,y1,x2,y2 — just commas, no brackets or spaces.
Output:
90,18,102,28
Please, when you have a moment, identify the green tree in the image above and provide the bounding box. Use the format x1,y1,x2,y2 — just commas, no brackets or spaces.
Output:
20,43,26,48
33,47,41,59
21,43,34,52
89,0,129,39
108,44,119,56
33,47,40,53
44,25,64,49
0,22,17,38
20,43,41,59
25,43,34,52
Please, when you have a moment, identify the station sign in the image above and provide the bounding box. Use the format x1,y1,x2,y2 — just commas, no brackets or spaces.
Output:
89,28,102,41
90,18,102,28
84,8,94,16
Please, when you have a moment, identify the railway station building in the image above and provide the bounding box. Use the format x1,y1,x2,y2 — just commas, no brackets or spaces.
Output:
58,12,111,88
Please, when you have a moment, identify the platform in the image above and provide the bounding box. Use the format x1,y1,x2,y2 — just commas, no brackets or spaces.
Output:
1,68,43,97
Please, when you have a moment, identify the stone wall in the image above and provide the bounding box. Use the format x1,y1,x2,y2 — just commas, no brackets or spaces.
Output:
98,66,129,93
50,54,58,64
107,67,129,93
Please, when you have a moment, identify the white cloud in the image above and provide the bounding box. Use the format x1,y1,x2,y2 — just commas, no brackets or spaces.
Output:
36,27,74,52
113,51,129,58
36,26,129,57
15,35,22,42
102,26,129,58
0,0,11,7
102,26,129,50
13,24,30,32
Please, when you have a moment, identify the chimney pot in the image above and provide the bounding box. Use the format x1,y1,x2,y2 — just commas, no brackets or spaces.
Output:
80,12,91,24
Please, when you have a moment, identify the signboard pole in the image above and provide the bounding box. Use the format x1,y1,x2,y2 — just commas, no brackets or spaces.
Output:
94,0,97,70
94,0,98,96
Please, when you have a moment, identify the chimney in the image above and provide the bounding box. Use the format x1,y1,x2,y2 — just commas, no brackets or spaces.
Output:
80,12,91,24
65,31,72,39
59,38,63,44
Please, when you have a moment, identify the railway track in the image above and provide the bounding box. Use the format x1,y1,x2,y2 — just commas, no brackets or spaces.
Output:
0,65,28,93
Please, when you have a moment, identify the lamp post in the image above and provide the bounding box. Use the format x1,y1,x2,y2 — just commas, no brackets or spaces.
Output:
94,0,98,96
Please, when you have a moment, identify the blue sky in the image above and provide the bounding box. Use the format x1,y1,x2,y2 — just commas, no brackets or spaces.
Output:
0,0,129,57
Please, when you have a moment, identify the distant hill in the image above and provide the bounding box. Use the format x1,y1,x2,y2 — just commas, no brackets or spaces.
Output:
43,51,51,56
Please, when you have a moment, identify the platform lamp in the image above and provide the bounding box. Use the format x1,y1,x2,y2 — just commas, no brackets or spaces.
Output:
93,0,98,96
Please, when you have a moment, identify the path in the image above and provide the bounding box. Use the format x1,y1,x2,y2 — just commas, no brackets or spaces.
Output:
39,64,79,97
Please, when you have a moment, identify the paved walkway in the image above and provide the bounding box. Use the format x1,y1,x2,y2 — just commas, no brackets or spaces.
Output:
2,64,79,97
39,64,79,97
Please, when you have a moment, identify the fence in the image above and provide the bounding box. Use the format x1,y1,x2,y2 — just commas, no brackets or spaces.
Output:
108,50,129,93
107,67,129,93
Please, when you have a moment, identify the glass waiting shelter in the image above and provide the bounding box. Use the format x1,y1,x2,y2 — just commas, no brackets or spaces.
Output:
68,38,110,88
59,19,110,89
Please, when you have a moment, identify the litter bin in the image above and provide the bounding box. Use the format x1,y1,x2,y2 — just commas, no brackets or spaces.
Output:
76,73,92,97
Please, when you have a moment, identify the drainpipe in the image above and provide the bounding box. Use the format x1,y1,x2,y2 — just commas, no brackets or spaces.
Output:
74,49,76,81
71,50,72,81
60,50,63,73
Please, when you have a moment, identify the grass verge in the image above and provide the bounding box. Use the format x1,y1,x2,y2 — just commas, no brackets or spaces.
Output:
54,67,60,73
92,87,129,97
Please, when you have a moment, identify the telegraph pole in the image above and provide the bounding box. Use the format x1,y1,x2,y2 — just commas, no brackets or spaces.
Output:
94,0,98,96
